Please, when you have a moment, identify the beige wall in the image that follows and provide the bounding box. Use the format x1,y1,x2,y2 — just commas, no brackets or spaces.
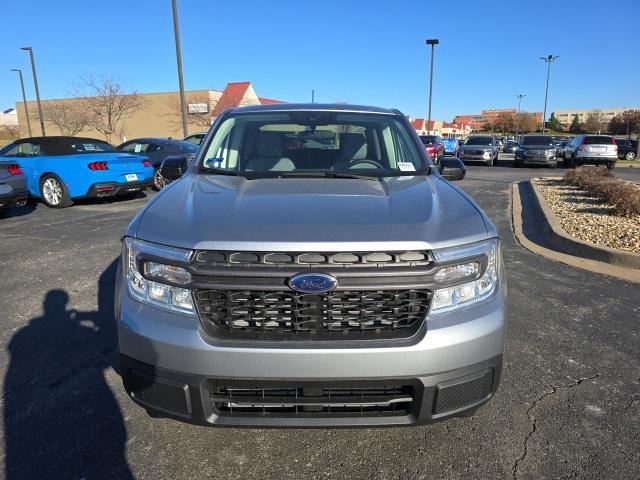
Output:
15,89,226,144
553,107,640,126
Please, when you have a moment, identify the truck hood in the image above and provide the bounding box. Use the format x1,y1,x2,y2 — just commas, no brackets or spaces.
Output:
133,173,489,251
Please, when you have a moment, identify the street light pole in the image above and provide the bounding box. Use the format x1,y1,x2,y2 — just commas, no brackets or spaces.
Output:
426,39,439,133
10,69,32,137
171,0,188,138
540,54,559,134
514,94,525,139
20,47,45,136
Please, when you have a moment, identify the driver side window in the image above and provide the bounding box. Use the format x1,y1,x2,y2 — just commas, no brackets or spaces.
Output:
1,142,41,157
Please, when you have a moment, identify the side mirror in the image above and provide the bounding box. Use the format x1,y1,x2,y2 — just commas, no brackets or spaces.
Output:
160,155,188,182
439,157,466,181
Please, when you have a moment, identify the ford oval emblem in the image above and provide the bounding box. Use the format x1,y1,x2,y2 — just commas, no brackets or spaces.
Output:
288,273,338,294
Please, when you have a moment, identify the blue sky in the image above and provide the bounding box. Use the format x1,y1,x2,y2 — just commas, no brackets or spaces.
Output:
1,0,638,122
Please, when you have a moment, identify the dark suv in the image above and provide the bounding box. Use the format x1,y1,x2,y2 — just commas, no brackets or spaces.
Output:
514,135,557,168
616,139,638,161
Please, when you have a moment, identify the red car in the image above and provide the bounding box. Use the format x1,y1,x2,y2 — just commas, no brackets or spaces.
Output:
420,135,445,163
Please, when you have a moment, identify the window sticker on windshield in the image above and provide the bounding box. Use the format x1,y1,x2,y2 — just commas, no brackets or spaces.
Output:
134,144,143,153
83,143,96,151
398,162,416,172
209,158,225,168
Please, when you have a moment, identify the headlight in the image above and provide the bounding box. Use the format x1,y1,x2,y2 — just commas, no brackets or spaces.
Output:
545,149,555,156
482,151,491,158
123,237,195,314
430,238,500,313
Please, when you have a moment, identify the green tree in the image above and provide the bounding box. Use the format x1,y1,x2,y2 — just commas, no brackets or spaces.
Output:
548,112,563,131
608,110,640,136
569,114,582,133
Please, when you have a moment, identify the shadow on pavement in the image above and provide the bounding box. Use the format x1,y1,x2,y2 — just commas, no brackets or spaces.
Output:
3,259,135,479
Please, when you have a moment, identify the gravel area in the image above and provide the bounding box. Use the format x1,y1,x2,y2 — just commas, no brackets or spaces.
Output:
537,177,640,253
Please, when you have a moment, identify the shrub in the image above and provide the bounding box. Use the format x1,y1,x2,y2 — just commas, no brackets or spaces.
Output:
563,166,640,216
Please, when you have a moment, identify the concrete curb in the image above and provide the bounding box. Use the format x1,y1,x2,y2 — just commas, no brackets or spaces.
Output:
511,182,640,284
530,178,640,269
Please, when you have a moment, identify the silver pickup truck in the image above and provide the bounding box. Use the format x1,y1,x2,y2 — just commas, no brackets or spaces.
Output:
116,104,506,427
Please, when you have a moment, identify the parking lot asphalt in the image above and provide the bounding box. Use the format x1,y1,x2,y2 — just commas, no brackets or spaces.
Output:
0,154,639,480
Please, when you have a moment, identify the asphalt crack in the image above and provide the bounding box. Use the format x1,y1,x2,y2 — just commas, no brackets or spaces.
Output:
512,374,600,480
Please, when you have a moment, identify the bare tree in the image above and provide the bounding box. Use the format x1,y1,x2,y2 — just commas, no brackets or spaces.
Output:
514,112,537,133
76,76,145,143
493,112,515,134
583,110,604,133
165,92,212,131
42,101,91,136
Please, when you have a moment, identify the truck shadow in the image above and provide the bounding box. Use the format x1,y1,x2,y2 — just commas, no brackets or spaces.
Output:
3,260,135,479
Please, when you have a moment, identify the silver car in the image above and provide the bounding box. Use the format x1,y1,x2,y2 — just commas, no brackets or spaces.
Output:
458,136,500,166
0,160,28,217
563,134,618,169
116,104,506,427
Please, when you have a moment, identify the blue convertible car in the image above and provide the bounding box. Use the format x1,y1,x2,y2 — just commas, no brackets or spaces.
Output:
0,136,154,208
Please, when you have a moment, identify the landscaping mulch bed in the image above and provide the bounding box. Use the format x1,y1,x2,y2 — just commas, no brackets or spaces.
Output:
536,177,640,254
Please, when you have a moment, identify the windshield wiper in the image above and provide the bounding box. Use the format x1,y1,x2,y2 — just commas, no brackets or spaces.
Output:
276,172,379,180
199,166,242,176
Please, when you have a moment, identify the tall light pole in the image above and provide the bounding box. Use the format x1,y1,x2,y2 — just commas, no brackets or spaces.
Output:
426,39,439,133
10,69,32,137
514,94,525,139
540,54,559,134
20,47,45,136
171,0,188,138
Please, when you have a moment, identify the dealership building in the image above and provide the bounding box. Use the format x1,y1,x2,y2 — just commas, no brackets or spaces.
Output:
454,109,543,131
13,81,283,142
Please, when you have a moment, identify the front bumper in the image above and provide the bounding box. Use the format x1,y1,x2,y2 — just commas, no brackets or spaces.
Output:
117,273,506,427
85,179,152,198
516,154,556,165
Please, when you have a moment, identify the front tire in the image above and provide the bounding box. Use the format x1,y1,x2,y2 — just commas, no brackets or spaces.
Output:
40,174,73,208
625,151,636,161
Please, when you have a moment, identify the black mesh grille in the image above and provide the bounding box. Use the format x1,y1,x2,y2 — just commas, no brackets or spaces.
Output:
195,289,430,338
194,250,431,268
434,371,493,415
212,384,415,417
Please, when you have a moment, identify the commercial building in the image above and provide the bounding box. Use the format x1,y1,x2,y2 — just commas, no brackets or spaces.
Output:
411,118,471,137
13,81,283,142
0,107,18,127
454,109,542,131
552,107,640,129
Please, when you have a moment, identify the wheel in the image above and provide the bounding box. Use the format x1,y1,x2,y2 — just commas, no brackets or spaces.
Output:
152,167,166,191
0,206,8,218
606,162,615,170
625,151,636,161
568,155,577,169
40,174,73,208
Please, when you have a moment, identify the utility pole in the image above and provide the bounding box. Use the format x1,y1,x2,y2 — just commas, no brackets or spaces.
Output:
10,69,32,137
426,39,439,133
311,89,315,103
20,47,45,136
514,94,525,139
171,0,188,137
540,54,559,134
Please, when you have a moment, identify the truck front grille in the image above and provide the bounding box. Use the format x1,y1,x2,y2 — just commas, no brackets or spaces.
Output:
195,289,430,340
212,384,415,417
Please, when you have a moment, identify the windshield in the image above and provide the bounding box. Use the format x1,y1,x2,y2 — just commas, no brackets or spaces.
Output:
465,137,493,146
521,136,554,146
171,140,200,152
420,135,438,144
200,111,427,177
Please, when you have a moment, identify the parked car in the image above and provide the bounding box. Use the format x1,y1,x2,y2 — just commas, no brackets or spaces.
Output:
116,137,199,190
502,140,517,153
0,136,154,208
458,136,499,166
616,139,638,160
563,135,618,169
514,135,558,168
0,160,28,217
183,132,207,146
419,135,445,163
442,138,460,156
117,103,505,428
